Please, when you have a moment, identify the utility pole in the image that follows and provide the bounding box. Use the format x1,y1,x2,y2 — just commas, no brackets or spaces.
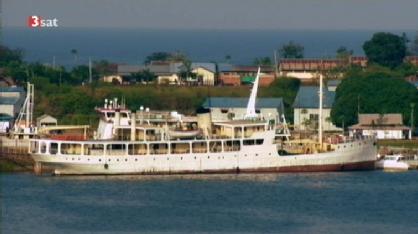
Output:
89,57,92,84
357,95,360,122
411,103,415,139
273,50,279,79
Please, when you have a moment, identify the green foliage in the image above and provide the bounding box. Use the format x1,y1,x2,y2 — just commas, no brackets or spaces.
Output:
94,60,116,77
336,46,353,60
331,67,418,128
363,32,407,68
144,51,188,64
279,41,304,59
130,69,157,83
410,32,418,55
0,46,23,66
261,77,301,121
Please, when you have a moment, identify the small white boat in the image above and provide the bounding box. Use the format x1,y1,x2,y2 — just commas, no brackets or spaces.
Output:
375,154,409,171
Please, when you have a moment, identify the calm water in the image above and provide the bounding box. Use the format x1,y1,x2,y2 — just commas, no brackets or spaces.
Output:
2,28,415,67
1,171,418,234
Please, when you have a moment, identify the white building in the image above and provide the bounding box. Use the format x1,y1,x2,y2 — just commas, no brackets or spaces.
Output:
293,85,341,132
202,97,284,123
348,114,411,139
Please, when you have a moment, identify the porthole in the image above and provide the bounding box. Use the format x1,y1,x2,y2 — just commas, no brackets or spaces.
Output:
88,158,90,161
99,159,102,162
72,158,74,161
117,159,119,162
125,159,128,162
194,156,196,159
108,159,111,162
167,158,169,160
208,156,210,159
135,158,138,162
181,157,183,160
255,154,258,156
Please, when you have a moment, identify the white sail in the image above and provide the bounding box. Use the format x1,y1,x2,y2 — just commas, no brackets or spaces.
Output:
245,67,261,119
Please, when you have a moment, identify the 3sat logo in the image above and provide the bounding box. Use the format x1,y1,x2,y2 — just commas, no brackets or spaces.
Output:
27,16,59,28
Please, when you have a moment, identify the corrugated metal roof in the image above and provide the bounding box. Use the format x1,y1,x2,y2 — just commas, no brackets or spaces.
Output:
202,97,284,111
191,63,216,73
0,86,24,93
0,97,20,105
218,63,235,72
293,86,335,109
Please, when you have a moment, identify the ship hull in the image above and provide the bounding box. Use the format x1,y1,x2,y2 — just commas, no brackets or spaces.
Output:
31,139,377,175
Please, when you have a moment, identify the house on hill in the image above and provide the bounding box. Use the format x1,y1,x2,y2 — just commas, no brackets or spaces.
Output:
278,56,367,81
36,114,58,128
293,85,341,132
218,65,275,86
348,114,411,139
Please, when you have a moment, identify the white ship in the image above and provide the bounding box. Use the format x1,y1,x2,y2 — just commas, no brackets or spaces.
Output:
30,68,377,175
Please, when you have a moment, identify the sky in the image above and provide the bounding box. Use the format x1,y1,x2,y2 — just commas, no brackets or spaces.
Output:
2,0,418,30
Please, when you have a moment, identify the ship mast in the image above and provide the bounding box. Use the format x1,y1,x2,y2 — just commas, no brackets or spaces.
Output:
318,72,323,146
245,67,261,119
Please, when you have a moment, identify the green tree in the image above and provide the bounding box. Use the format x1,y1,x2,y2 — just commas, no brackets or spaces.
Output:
253,57,272,66
93,60,116,76
331,68,418,128
0,46,23,65
71,65,98,84
130,69,156,83
336,46,353,60
70,49,78,63
279,41,304,59
410,32,418,55
363,32,407,68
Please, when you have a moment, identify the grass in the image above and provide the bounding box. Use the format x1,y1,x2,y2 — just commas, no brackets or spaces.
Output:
377,139,418,149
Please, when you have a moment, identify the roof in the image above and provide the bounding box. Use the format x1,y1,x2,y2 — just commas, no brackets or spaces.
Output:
36,114,57,122
0,97,20,105
191,63,216,73
218,63,235,72
348,113,410,130
218,64,274,73
327,80,341,87
293,86,335,109
203,97,284,111
358,114,403,126
0,86,24,93
117,62,183,75
0,113,13,121
117,65,144,75
241,76,255,83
